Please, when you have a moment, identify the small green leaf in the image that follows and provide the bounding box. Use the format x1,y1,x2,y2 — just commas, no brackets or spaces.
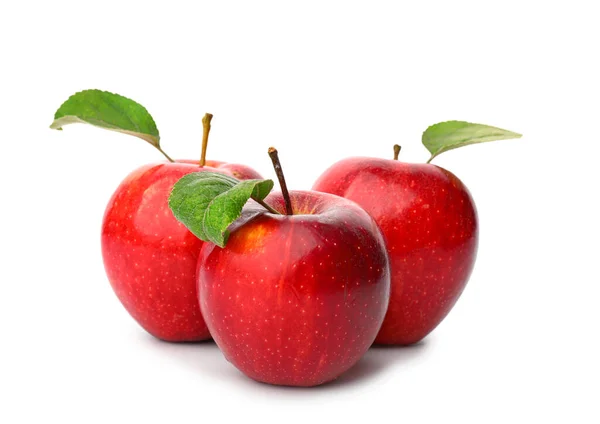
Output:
50,89,162,150
423,121,522,163
168,173,240,241
169,172,275,248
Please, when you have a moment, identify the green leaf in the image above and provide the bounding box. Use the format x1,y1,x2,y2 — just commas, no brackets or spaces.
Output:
169,172,275,248
422,121,522,163
50,89,162,150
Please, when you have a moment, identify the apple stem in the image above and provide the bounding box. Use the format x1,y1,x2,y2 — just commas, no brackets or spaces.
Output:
157,146,175,162
199,113,213,167
268,147,293,215
393,144,401,160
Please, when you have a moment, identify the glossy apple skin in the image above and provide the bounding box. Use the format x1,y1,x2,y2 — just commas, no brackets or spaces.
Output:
313,158,478,345
198,191,390,386
101,160,262,342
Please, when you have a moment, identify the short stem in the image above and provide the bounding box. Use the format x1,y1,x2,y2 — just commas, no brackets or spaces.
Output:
268,147,293,215
253,197,280,215
200,113,213,167
157,146,175,162
393,144,401,160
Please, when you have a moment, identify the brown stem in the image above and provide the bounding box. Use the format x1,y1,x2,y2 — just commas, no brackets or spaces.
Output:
200,113,213,167
268,147,293,215
393,144,401,160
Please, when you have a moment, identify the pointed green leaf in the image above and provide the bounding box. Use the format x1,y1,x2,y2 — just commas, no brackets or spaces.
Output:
169,172,275,248
168,172,241,241
423,121,522,163
203,179,275,247
50,89,161,148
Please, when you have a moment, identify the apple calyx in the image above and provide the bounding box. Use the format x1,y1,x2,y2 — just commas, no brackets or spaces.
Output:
50,89,175,162
422,121,522,163
199,113,213,167
393,144,401,160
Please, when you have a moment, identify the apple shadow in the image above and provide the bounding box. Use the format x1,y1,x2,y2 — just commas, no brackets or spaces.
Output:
320,341,427,390
143,333,429,392
141,335,242,381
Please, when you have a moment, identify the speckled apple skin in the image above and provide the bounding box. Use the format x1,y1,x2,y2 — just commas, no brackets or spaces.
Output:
101,160,262,342
313,158,478,345
198,191,390,386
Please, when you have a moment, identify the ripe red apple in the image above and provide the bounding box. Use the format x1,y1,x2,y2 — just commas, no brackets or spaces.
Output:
313,157,477,345
197,190,390,386
51,91,269,342
102,159,262,342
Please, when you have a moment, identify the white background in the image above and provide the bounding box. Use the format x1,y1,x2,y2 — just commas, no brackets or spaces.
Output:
1,1,599,422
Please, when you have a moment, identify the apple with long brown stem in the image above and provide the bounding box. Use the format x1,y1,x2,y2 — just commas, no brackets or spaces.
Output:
51,90,262,341
313,121,522,345
169,148,390,386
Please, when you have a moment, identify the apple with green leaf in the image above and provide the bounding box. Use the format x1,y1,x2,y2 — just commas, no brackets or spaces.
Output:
313,122,522,345
169,148,390,386
50,90,262,341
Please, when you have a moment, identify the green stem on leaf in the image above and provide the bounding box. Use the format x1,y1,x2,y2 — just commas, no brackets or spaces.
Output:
393,144,401,160
253,198,280,214
268,147,293,215
200,113,213,167
157,146,175,162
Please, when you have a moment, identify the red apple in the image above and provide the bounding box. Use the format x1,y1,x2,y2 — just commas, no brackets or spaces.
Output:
313,158,477,345
50,91,268,342
102,159,262,341
197,190,390,386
